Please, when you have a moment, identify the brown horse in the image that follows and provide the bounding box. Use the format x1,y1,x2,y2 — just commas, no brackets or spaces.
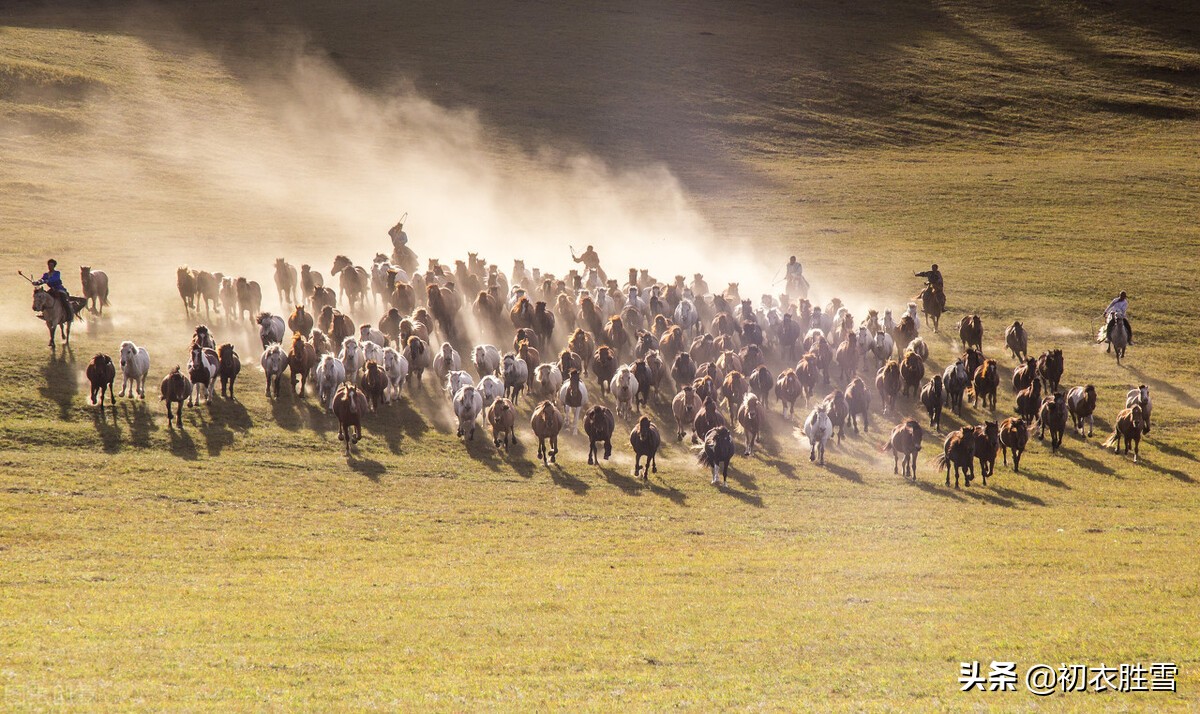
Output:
160,366,191,428
486,397,517,451
86,353,116,413
973,421,1000,484
568,329,595,375
177,267,197,315
583,404,615,463
693,396,727,445
359,360,387,413
899,349,924,398
844,376,870,433
274,258,299,306
689,333,718,366
593,345,618,395
288,305,314,337
1036,349,1064,394
672,385,701,441
604,316,629,358
721,371,749,424
235,277,262,322
875,360,901,415
288,333,318,396
934,427,976,488
510,296,534,330
919,285,945,332
999,417,1029,472
736,393,763,456
971,359,999,410
834,333,858,382
1005,320,1027,360
886,419,923,480
332,383,368,456
427,283,460,342
1015,378,1042,424
920,374,943,433
630,416,661,478
821,389,849,444
775,369,803,418
531,400,564,465
330,255,369,311
79,266,110,315
1012,357,1038,392
1066,384,1097,437
958,314,983,351
1103,404,1143,462
1036,392,1068,452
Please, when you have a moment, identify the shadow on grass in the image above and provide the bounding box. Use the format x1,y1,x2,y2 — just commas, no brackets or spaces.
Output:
1014,465,1070,490
824,461,866,484
167,422,198,460
1149,439,1198,464
349,456,386,482
121,400,157,447
596,466,688,505
40,350,78,421
1127,365,1199,409
913,479,966,501
1055,442,1118,477
1138,456,1195,483
549,465,589,495
716,478,764,508
989,485,1045,507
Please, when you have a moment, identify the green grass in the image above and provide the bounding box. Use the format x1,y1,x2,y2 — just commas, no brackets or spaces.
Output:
2,2,1200,710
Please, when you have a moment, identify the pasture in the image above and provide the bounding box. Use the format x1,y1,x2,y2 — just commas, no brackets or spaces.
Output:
2,0,1199,709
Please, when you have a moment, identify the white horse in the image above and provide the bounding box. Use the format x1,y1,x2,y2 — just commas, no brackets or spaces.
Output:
453,385,484,440
472,344,501,377
905,303,920,331
188,344,220,405
1125,385,1152,434
339,336,364,377
361,340,384,366
260,344,288,398
673,298,700,336
882,309,896,337
506,287,527,311
625,287,647,315
478,375,504,408
612,366,639,420
315,354,346,410
872,331,895,368
433,342,461,382
804,403,833,465
119,340,150,398
446,370,475,399
359,324,388,348
381,347,408,402
257,313,286,349
534,363,563,400
583,268,604,291
906,337,928,361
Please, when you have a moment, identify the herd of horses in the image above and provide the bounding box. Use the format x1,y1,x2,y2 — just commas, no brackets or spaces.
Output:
62,245,1152,487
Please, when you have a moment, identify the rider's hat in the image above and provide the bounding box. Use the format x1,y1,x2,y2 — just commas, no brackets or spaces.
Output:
1119,290,1127,298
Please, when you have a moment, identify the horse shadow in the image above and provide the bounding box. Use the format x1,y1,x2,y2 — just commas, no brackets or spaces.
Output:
1138,456,1195,483
824,461,867,484
913,479,966,501
167,422,198,460
549,465,589,495
270,392,304,431
1149,439,1199,464
988,485,1045,507
40,353,79,421
121,400,157,447
92,408,122,454
348,456,387,482
1126,365,1199,409
1059,444,1118,477
960,488,1016,508
209,398,252,432
1014,465,1071,490
715,480,764,508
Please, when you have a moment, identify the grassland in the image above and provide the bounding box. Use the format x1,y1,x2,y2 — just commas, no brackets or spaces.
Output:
1,1,1199,710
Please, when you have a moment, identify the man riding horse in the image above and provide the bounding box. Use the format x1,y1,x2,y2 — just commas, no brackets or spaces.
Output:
571,244,606,283
388,218,418,273
915,263,946,312
785,256,809,300
32,259,77,322
1100,290,1133,346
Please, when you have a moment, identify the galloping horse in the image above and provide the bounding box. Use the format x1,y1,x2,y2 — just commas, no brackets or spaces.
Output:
918,285,945,332
32,288,84,348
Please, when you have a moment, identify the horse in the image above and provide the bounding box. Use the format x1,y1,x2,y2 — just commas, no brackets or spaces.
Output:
971,359,1000,410
1015,379,1042,424
486,398,517,450
1125,385,1152,434
532,301,556,347
958,314,983,351
1012,357,1038,392
287,333,317,396
920,375,943,433
314,355,346,411
747,365,773,409
531,400,564,465
1104,404,1143,463
774,369,803,418
778,313,802,363
1036,349,1064,394
630,416,661,478
235,278,262,322
1066,385,1097,437
803,403,833,465
339,336,364,379
1105,312,1129,363
472,344,501,378
359,360,388,413
567,329,595,376
918,285,945,331
405,336,431,387
820,389,849,444
433,342,462,383
1036,392,1068,452
160,366,191,428
452,385,484,440
517,337,541,374
934,427,976,488
973,421,1000,484
806,334,833,386
886,419,923,480
941,360,968,414
311,286,336,316
844,376,870,433
674,298,700,337
905,336,927,362
612,366,639,420
300,265,324,306
380,347,408,402
426,283,460,342
502,352,528,402
79,267,110,315
258,344,286,399
736,393,763,456
558,369,588,435
573,404,614,465
834,334,858,382
331,256,369,311
274,258,299,306
211,343,239,399
86,354,116,413
604,316,629,359
999,417,1029,472
332,383,368,456
593,346,618,396
192,325,216,351
899,350,924,398
32,288,83,348
875,360,901,415
693,396,727,447
196,271,220,318
177,267,197,316
116,340,150,399
257,313,286,349
721,371,749,425
672,385,701,441
1005,320,1027,361
187,344,219,406
700,425,736,485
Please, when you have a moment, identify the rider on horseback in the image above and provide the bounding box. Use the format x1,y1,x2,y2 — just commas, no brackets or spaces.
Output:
571,244,607,283
785,256,809,299
914,263,946,311
1101,290,1133,345
32,259,75,321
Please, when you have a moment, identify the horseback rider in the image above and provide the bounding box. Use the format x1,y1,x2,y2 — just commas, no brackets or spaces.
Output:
32,259,75,321
785,255,809,299
571,244,606,283
388,220,408,250
914,263,946,311
1101,290,1133,345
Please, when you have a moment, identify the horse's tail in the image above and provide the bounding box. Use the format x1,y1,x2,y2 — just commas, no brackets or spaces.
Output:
880,441,893,454
931,453,948,471
1102,430,1120,449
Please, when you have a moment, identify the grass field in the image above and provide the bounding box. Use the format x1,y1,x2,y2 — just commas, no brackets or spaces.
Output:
1,1,1199,709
